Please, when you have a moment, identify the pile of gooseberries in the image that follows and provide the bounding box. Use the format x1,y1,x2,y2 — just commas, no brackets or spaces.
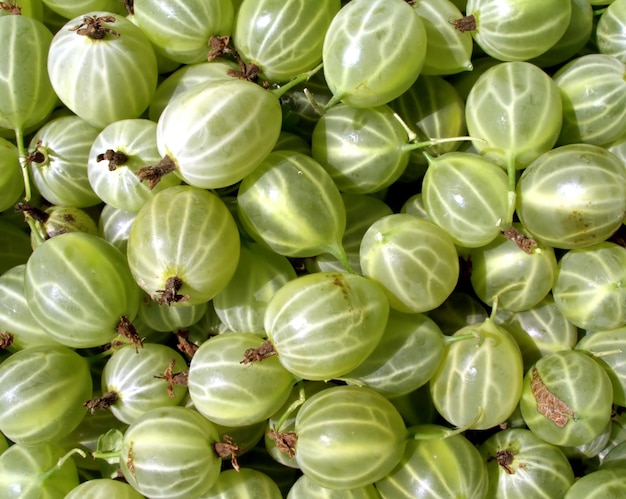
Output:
2,0,626,496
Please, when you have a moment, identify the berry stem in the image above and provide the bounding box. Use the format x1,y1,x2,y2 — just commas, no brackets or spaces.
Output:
14,126,32,202
271,62,324,100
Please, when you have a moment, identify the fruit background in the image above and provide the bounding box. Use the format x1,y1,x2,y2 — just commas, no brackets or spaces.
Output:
1,0,626,497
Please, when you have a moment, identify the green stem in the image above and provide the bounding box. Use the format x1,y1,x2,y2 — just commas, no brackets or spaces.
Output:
91,450,121,461
82,348,115,364
407,409,484,441
37,448,86,484
504,155,517,229
400,136,486,153
14,127,31,202
588,349,623,358
274,380,306,432
444,330,482,346
24,216,45,247
328,242,355,274
271,63,324,100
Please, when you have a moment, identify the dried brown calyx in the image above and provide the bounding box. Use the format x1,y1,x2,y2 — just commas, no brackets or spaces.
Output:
208,35,264,84
84,390,119,414
214,435,241,471
495,449,516,474
240,340,277,364
97,149,129,171
0,331,13,350
452,15,476,33
116,316,144,352
267,427,297,458
136,155,177,190
502,226,538,254
154,358,188,398
530,367,574,428
25,140,46,164
154,276,190,306
175,329,199,359
0,1,21,15
70,15,120,40
15,203,49,224
122,0,133,15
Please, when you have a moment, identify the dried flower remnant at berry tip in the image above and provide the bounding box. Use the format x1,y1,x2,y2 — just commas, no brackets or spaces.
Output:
175,329,199,359
492,449,516,474
154,276,190,306
0,331,13,350
116,316,144,352
69,15,120,40
207,35,263,84
0,1,21,15
452,15,476,32
83,390,119,414
267,426,297,458
240,340,277,364
214,435,241,471
503,226,538,254
154,358,188,398
530,368,575,428
97,149,129,171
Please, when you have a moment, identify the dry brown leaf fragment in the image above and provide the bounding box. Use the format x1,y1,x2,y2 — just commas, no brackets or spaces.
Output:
530,368,574,428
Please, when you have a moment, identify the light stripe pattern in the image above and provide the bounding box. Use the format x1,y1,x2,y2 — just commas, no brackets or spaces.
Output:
312,193,393,275
0,345,92,446
596,0,626,65
212,243,297,335
148,60,238,121
390,75,467,158
132,0,234,64
98,204,137,255
376,429,488,498
322,0,427,107
466,0,571,61
87,119,181,213
576,327,626,407
64,478,144,499
411,0,473,75
519,350,613,447
422,151,508,248
102,343,188,424
311,104,411,194
0,264,62,351
188,332,295,427
120,406,222,498
233,0,340,82
554,54,626,147
237,151,346,259
552,242,626,331
24,232,142,348
0,15,57,131
430,320,524,430
360,214,459,314
157,78,282,189
343,311,446,398
493,294,579,371
295,385,407,490
516,143,626,249
286,474,379,498
479,428,575,498
469,228,558,312
465,61,562,169
264,272,389,381
28,115,102,207
200,468,283,498
127,185,240,306
47,13,158,129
